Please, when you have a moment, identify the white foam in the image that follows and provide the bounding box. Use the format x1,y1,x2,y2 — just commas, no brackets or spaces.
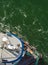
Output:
33,21,36,24
7,4,10,7
10,11,14,18
19,9,27,18
15,25,22,32
1,17,6,21
38,29,42,32
23,23,26,26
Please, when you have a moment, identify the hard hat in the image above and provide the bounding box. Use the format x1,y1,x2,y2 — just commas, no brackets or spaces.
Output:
2,37,8,42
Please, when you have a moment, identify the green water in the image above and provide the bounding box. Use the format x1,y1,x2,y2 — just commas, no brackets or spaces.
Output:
0,0,48,65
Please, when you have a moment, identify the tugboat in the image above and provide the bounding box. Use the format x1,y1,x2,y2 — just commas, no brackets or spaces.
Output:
0,32,42,65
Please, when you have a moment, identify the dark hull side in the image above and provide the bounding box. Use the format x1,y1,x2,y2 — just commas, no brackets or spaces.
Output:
16,54,36,65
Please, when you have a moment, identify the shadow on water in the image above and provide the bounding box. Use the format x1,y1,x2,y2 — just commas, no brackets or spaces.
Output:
38,58,48,65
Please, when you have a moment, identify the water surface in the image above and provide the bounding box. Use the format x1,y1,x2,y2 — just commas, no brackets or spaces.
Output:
0,0,48,65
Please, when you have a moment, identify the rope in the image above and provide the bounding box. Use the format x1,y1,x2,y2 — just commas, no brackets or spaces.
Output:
35,57,39,65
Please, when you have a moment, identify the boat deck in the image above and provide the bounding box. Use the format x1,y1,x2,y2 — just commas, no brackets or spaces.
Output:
0,32,22,63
